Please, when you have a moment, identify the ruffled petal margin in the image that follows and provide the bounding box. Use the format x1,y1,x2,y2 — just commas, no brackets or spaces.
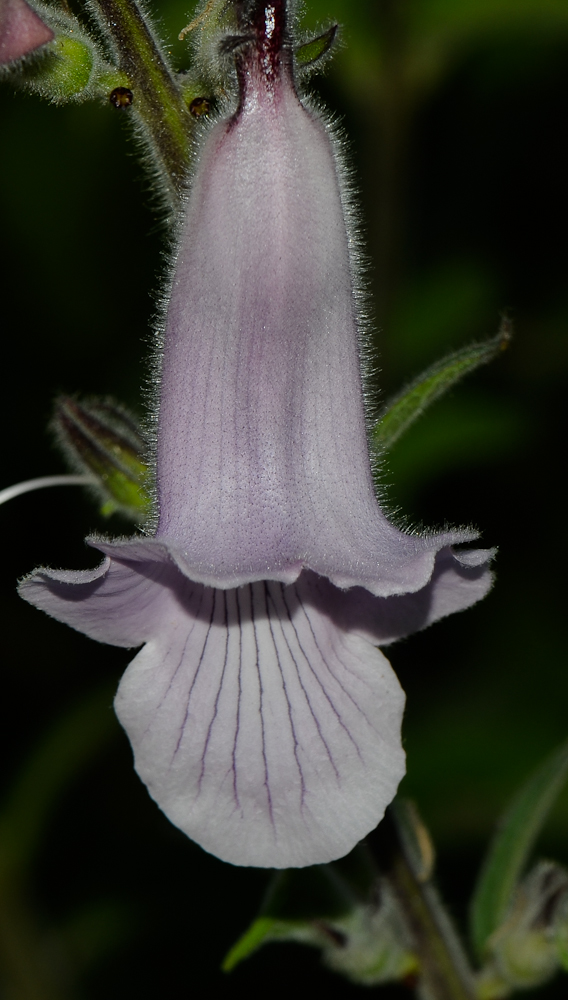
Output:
18,542,493,867
83,528,488,596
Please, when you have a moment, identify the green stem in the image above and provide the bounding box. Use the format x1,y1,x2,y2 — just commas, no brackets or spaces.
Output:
91,0,191,204
370,810,477,1000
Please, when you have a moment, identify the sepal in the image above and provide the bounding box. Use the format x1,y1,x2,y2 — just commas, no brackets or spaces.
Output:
4,6,110,101
295,24,338,74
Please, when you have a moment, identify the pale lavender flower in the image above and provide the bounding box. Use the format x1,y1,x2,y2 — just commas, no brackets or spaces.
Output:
0,0,53,65
19,0,493,868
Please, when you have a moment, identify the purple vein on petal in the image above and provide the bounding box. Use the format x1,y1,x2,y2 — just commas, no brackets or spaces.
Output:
231,586,245,810
303,575,378,693
172,588,216,763
266,582,339,782
143,583,207,744
252,583,275,830
279,583,366,760
263,582,308,805
197,590,230,792
290,582,377,733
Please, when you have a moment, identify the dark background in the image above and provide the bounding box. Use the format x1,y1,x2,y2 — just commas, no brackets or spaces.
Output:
1,0,567,995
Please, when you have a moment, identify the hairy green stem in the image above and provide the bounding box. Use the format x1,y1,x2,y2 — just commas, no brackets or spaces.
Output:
370,810,477,1000
91,0,191,204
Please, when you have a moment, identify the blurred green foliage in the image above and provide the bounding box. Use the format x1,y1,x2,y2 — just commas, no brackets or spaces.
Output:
471,743,568,960
370,325,510,455
1,0,568,996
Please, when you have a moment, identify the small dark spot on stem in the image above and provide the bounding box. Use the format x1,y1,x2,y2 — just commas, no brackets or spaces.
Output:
189,96,211,117
109,87,134,110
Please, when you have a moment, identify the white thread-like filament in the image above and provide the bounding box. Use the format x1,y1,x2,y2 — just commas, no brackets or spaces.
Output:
0,474,95,506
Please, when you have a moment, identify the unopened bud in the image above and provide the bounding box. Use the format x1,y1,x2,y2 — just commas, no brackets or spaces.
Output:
480,861,568,995
0,0,53,66
322,885,417,986
41,33,93,98
109,84,133,109
53,397,150,519
6,8,109,101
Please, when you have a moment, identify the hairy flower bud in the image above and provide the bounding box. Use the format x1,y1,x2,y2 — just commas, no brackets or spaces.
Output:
0,0,53,65
53,397,149,518
478,861,568,997
3,3,110,101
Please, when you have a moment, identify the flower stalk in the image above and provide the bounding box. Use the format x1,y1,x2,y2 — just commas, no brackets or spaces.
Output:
90,0,191,202
370,808,477,1000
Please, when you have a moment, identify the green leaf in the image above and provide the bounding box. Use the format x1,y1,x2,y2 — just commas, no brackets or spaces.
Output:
222,916,281,971
370,320,511,455
470,740,568,960
222,846,377,972
295,25,338,67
